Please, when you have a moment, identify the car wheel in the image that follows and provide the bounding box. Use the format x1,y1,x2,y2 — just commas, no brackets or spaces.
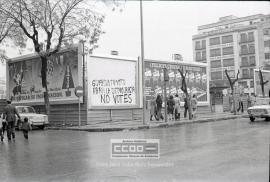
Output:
38,125,45,130
250,117,255,122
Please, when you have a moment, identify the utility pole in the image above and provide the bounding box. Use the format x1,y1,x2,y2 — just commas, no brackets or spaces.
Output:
140,0,146,125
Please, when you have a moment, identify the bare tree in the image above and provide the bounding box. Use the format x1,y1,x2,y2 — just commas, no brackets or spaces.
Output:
0,0,104,115
258,69,269,97
178,68,192,119
224,69,240,115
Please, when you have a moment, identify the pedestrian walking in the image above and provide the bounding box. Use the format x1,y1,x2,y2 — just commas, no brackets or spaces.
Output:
237,94,244,113
184,96,189,118
229,93,234,113
191,94,198,119
167,95,175,120
150,96,157,121
174,94,181,120
21,117,32,139
0,117,4,142
156,94,164,121
247,94,252,108
0,113,6,141
250,93,256,107
3,100,21,141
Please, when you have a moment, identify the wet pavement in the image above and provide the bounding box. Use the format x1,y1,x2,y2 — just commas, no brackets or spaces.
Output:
0,118,269,182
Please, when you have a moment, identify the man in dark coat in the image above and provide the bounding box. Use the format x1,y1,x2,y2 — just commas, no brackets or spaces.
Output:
3,100,21,140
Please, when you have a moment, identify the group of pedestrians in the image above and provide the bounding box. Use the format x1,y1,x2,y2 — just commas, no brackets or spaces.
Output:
229,93,256,113
150,93,198,122
0,100,32,142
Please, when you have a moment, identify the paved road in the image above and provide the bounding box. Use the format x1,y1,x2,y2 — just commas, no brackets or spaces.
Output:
0,118,269,182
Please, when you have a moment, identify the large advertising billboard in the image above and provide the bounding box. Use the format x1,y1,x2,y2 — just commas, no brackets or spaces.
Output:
7,47,82,104
144,60,208,104
254,69,270,97
88,56,139,109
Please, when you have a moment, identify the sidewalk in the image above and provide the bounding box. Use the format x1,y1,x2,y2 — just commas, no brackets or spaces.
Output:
48,112,249,132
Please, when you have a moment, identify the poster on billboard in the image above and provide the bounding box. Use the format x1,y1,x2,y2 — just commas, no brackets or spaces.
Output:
88,56,138,108
7,47,82,104
254,69,270,97
144,60,208,104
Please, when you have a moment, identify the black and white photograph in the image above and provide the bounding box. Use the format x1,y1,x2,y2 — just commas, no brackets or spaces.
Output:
0,0,269,181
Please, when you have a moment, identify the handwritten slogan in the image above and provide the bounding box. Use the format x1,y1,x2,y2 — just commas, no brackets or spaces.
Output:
92,79,135,104
88,57,137,107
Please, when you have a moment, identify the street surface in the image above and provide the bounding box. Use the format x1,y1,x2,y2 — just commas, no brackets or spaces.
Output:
0,118,269,182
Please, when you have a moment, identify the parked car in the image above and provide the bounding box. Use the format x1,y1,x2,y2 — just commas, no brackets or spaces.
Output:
247,98,270,122
16,106,48,129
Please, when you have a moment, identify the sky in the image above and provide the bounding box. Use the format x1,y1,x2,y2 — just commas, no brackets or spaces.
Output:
93,1,270,61
1,0,270,77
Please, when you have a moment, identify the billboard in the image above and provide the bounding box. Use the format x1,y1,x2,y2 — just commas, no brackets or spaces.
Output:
7,47,82,104
144,60,208,104
88,56,139,108
254,69,270,97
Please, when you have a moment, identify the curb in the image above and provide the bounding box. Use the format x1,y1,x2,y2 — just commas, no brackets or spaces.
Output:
47,114,246,132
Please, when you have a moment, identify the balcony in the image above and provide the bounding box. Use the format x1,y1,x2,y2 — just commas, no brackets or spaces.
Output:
239,38,255,44
195,46,206,50
239,51,255,56
241,74,253,79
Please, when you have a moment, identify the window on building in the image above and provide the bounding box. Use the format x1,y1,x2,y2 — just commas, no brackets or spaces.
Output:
223,58,234,67
202,50,206,60
239,81,248,88
249,56,256,66
222,47,234,55
210,48,221,57
248,32,254,41
241,57,248,66
249,44,255,54
210,60,221,68
263,28,270,35
241,45,248,54
210,37,220,45
202,40,206,49
250,81,254,88
264,40,270,48
211,71,222,80
242,69,249,78
222,35,233,44
265,53,270,60
196,51,201,61
250,68,254,78
240,33,247,42
224,70,235,78
195,41,200,50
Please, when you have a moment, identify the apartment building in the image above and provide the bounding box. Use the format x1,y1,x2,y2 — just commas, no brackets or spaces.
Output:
192,14,270,94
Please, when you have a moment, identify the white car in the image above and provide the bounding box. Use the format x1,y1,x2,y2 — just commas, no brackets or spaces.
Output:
16,106,48,129
247,98,270,122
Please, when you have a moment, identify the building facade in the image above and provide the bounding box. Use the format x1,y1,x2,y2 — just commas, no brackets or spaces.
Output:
192,14,270,94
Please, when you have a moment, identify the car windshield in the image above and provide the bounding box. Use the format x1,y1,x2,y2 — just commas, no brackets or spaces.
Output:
17,106,36,113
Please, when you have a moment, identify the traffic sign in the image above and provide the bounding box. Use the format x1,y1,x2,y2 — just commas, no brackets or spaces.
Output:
75,86,83,97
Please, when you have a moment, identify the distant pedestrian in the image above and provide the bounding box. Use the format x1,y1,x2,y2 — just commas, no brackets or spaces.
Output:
3,100,21,140
237,94,244,113
247,94,252,108
184,96,189,118
250,94,256,107
229,93,234,113
174,94,181,120
21,117,32,139
0,113,6,141
156,94,164,121
191,94,198,119
167,95,175,120
150,96,157,121
0,117,4,142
